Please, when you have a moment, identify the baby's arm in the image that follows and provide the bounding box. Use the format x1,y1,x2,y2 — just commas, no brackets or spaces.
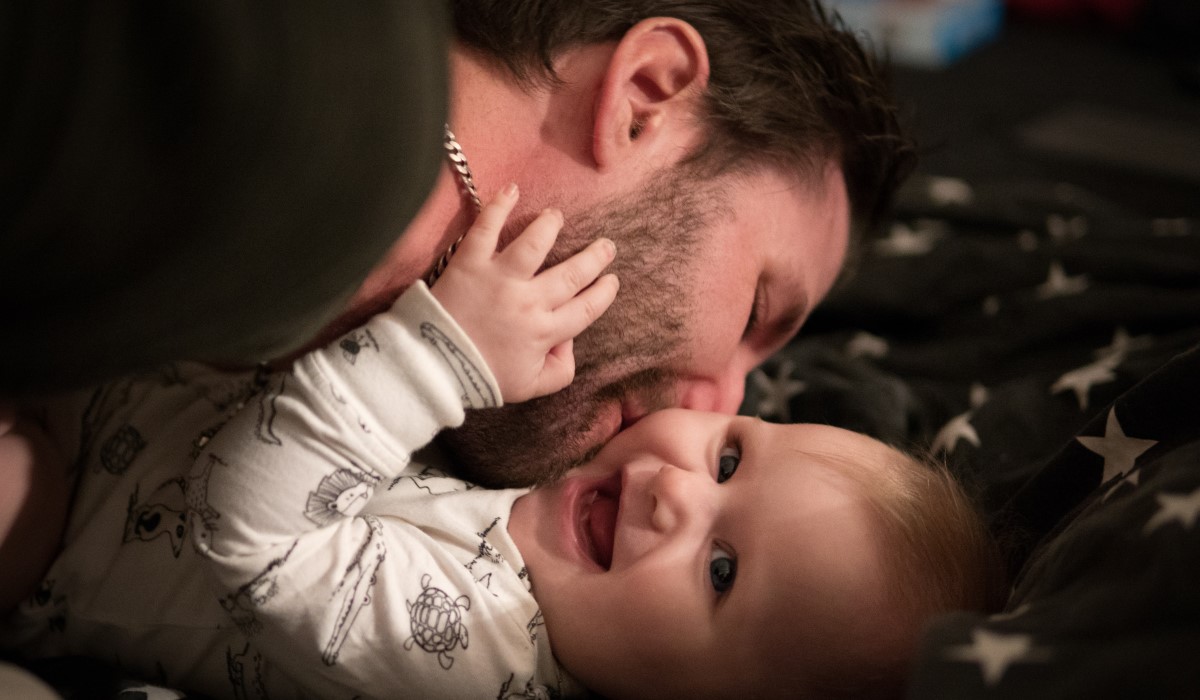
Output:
191,187,616,694
0,404,69,613
430,183,619,403
192,266,534,694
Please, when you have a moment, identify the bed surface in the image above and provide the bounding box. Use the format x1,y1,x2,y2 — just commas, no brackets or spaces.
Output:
739,17,1200,696
744,172,1200,697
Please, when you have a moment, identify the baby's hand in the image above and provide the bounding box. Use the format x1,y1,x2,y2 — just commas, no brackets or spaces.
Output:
430,183,619,403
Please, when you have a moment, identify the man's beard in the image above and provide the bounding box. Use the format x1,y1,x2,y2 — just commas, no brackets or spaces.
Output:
438,173,722,488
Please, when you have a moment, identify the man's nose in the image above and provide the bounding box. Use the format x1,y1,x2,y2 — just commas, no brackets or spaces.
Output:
677,369,746,415
648,465,712,534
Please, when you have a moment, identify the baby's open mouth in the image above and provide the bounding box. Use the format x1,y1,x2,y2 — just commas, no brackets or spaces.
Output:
580,472,621,570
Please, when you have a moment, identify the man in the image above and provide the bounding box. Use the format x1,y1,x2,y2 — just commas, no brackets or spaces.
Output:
415,2,916,485
1,1,913,486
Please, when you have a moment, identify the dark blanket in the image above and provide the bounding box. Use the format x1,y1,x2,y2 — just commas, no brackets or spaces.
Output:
742,173,1200,698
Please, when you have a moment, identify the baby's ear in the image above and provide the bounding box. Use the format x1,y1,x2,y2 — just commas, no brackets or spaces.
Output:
591,17,710,172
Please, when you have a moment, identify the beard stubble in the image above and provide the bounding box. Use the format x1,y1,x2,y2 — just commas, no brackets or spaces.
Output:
438,173,723,487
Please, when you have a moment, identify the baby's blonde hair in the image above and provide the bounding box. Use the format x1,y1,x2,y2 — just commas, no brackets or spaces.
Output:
804,443,1006,698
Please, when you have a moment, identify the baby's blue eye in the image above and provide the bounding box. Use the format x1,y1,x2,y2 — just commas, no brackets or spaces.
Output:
717,445,740,484
710,545,737,594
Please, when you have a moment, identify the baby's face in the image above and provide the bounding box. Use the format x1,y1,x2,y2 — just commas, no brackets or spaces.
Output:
509,410,909,698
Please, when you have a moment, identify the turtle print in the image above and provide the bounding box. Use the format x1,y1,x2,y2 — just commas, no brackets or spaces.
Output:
404,573,471,670
99,424,146,475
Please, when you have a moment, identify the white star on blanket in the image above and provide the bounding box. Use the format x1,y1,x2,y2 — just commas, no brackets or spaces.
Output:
931,384,989,455
927,176,974,206
1143,486,1200,535
1076,407,1158,485
1037,261,1089,299
846,331,889,360
748,360,806,422
1051,356,1119,410
874,220,943,256
932,412,981,454
944,628,1052,686
1094,326,1154,362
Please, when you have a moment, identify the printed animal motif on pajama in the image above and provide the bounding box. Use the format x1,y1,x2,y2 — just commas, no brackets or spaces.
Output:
1,282,582,698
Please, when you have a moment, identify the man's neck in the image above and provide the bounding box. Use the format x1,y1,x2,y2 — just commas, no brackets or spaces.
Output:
305,43,616,360
292,47,536,358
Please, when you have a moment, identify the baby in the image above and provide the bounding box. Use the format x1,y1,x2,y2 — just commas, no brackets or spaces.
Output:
1,188,1003,699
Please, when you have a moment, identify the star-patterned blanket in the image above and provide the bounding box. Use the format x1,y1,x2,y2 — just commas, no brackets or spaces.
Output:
741,174,1200,698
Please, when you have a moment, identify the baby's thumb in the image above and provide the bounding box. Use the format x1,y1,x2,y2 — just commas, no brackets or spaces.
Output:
525,340,577,402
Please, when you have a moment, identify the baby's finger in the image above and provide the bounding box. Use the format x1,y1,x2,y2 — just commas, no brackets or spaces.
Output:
552,273,619,339
498,208,563,276
536,339,577,397
456,183,519,258
540,238,617,305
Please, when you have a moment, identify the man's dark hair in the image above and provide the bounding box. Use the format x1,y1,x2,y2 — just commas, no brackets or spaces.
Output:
451,0,916,241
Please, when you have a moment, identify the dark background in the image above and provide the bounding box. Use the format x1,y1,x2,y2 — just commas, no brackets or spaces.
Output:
889,2,1200,218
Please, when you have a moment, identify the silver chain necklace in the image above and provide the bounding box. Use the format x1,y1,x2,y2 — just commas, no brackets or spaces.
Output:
427,125,484,286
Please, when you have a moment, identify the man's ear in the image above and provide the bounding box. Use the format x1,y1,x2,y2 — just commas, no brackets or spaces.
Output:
593,18,710,171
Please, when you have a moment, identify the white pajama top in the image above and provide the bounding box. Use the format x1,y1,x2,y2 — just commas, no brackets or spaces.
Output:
1,283,581,700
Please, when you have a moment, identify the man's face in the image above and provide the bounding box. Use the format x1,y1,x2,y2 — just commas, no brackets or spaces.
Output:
442,164,849,487
508,411,905,698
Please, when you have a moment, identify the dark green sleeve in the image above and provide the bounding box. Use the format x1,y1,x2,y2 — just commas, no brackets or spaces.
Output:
0,0,450,395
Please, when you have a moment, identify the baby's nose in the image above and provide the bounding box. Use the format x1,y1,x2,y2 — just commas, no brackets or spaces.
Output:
648,464,711,533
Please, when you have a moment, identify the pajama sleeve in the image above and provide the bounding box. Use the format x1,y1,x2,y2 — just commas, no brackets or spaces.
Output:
190,282,526,698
